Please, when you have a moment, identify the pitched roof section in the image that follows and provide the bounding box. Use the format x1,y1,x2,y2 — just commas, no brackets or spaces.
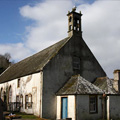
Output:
94,77,117,94
56,74,103,95
0,37,70,83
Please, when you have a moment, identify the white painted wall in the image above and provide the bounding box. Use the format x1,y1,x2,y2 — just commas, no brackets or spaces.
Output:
68,96,75,120
57,95,75,120
0,71,43,117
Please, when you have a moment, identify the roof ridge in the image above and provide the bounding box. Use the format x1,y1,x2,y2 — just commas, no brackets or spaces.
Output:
0,37,71,83
75,74,80,94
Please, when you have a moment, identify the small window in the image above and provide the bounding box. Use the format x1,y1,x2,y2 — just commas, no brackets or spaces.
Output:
16,95,19,102
69,16,72,22
73,57,80,70
77,20,79,24
17,78,20,88
89,95,97,113
69,25,72,31
25,94,32,109
16,95,20,109
74,26,76,30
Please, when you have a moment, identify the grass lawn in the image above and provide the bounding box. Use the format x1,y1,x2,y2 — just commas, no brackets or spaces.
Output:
14,112,39,119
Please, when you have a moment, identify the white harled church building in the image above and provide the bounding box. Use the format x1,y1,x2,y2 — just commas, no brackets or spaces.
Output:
0,8,120,120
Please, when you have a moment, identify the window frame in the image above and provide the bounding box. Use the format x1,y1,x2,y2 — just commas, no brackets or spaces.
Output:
73,56,80,70
16,95,20,109
20,94,23,107
8,86,12,103
25,94,32,109
0,88,3,100
17,78,20,88
89,95,98,114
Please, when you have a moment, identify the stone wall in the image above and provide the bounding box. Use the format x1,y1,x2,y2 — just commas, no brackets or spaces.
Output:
42,35,106,119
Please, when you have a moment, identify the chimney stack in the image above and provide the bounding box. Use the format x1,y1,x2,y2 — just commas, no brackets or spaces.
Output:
113,69,120,92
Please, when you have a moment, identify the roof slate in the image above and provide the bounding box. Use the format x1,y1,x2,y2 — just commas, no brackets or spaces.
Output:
94,77,117,94
0,37,70,83
56,74,103,95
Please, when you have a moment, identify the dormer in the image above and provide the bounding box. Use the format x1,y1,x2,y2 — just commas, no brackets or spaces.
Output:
67,7,82,37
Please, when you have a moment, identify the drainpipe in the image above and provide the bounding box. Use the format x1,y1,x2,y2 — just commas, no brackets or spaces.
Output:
75,95,77,120
102,93,106,120
39,70,43,118
107,96,110,120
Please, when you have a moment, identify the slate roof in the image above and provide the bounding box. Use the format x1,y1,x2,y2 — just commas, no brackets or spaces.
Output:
56,74,103,95
94,77,117,94
0,37,70,83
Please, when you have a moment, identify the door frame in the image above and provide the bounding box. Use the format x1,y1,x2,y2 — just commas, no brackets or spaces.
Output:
61,96,68,119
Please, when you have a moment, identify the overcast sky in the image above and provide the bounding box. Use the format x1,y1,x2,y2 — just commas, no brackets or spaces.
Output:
0,0,120,78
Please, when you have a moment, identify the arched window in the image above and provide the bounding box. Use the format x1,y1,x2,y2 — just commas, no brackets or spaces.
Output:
17,78,20,88
3,91,6,102
9,86,12,103
20,94,23,107
25,93,32,109
0,88,3,101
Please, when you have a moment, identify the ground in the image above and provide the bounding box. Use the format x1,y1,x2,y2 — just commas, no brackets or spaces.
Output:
4,112,50,120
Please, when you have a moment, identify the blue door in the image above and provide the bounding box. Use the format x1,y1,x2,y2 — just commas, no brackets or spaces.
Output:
61,97,68,119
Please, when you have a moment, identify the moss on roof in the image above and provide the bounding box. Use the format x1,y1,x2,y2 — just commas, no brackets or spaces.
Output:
0,37,70,83
56,74,103,95
94,77,117,94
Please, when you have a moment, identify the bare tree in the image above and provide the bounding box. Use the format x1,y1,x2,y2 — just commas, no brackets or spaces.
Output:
0,53,13,74
4,53,11,61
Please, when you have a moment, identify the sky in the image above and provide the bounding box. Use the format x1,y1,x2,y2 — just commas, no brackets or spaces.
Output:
0,0,120,78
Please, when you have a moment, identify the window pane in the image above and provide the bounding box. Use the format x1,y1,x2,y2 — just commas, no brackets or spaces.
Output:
89,96,97,113
73,57,80,70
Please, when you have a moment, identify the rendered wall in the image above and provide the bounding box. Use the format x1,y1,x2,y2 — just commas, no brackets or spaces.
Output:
57,95,75,120
42,35,106,119
0,72,43,117
107,96,120,120
76,95,103,120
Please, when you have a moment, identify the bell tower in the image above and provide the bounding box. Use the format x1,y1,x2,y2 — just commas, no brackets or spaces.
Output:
67,7,82,37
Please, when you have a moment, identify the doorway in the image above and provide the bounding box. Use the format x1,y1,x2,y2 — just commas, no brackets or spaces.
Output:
61,97,68,119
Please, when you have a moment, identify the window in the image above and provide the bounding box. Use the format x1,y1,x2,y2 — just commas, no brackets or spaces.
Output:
16,95,19,102
0,88,3,101
17,78,20,88
9,86,12,103
3,91,6,102
69,25,72,31
89,95,97,113
20,94,23,107
73,56,80,70
16,95,20,109
69,16,72,22
25,94,32,109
